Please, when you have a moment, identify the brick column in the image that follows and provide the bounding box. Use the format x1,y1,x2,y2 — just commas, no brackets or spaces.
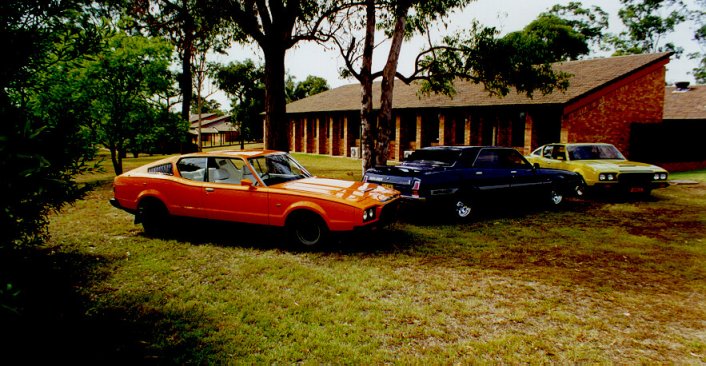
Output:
438,113,446,145
464,115,472,145
328,116,337,156
343,116,349,157
290,119,296,152
415,113,422,150
560,116,569,143
315,117,322,154
523,112,535,154
394,115,402,161
302,118,309,153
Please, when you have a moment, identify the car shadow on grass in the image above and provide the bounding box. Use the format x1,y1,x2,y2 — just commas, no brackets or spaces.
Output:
135,217,421,255
395,197,595,227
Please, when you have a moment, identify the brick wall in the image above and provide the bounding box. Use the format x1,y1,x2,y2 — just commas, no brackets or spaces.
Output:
562,64,666,158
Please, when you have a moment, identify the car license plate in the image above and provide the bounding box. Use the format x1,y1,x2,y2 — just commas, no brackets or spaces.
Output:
382,184,394,189
629,187,645,193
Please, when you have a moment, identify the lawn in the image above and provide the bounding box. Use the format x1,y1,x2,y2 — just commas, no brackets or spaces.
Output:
3,153,705,363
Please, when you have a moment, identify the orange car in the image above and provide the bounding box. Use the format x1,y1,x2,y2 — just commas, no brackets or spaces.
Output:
110,150,399,247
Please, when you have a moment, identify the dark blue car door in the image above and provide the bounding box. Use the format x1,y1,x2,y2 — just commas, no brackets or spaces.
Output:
467,148,513,196
500,149,548,194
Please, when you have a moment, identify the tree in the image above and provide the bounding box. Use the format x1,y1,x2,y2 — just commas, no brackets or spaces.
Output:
80,32,176,174
210,0,351,152
0,0,104,248
190,96,222,114
213,59,266,149
610,0,688,56
542,2,610,55
128,0,235,123
691,0,706,82
513,2,609,62
290,75,330,101
326,1,573,172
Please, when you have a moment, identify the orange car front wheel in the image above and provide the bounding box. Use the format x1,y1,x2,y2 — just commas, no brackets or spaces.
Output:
286,211,329,249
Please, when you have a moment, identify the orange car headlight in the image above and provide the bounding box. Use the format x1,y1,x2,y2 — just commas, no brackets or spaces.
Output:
363,207,376,222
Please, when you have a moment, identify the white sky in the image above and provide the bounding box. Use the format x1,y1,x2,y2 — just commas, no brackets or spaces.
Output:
208,0,703,109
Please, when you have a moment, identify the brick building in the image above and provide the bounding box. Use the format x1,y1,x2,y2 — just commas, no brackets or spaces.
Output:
284,52,672,161
189,113,239,147
631,83,706,171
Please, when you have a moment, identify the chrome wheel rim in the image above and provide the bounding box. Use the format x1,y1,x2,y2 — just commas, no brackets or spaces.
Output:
456,200,472,218
296,222,321,246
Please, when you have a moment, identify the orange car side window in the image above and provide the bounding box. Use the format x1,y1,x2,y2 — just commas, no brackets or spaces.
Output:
177,157,207,181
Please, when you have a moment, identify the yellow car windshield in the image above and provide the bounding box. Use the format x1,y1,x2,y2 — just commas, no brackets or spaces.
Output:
567,145,625,160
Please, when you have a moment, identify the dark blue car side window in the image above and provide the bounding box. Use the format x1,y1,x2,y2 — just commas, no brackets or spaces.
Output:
475,149,530,169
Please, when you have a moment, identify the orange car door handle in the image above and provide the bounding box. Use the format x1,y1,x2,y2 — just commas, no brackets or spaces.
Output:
205,187,215,192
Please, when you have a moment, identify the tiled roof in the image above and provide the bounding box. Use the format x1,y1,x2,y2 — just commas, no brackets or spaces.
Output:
190,114,232,128
664,85,706,120
286,52,672,114
189,113,218,123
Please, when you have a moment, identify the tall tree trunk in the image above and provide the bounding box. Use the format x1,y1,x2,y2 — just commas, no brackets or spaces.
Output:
376,3,409,167
263,45,289,151
110,143,124,176
180,17,194,125
360,0,376,174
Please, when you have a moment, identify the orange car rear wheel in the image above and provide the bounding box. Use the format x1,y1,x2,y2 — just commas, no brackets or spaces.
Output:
138,198,169,236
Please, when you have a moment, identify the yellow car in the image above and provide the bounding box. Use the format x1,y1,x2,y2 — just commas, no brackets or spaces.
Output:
526,143,669,195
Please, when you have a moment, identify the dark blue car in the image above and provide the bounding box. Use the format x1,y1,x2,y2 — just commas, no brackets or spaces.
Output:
363,146,584,220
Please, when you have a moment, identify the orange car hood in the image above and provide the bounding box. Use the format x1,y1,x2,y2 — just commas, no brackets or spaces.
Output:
276,177,398,203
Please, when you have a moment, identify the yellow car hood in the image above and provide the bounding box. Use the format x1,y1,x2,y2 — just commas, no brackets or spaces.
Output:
277,177,399,203
576,160,666,173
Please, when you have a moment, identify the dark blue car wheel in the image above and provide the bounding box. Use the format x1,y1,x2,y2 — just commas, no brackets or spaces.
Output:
453,198,473,221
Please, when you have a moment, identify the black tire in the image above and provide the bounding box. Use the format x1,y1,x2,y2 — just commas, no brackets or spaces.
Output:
286,211,328,248
138,199,169,236
452,197,474,222
548,187,564,206
574,181,586,198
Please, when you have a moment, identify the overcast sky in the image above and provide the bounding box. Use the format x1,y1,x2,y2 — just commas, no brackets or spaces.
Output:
208,0,703,109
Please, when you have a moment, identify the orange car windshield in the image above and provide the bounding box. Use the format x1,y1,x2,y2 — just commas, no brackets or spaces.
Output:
567,145,625,161
248,153,312,186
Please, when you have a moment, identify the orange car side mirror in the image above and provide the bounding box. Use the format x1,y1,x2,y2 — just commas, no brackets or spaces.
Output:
241,179,254,188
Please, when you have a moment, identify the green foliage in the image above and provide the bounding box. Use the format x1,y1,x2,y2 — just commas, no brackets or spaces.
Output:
289,75,330,102
516,2,611,61
507,15,590,62
0,0,104,249
79,31,181,173
127,0,239,122
214,59,330,140
610,0,688,56
543,2,610,52
213,59,266,141
416,22,570,98
691,1,706,83
190,97,222,115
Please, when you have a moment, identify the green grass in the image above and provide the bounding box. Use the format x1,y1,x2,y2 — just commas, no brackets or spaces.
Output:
671,169,706,181
3,153,706,363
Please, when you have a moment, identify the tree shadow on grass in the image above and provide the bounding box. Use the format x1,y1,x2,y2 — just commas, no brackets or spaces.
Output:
0,248,221,364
